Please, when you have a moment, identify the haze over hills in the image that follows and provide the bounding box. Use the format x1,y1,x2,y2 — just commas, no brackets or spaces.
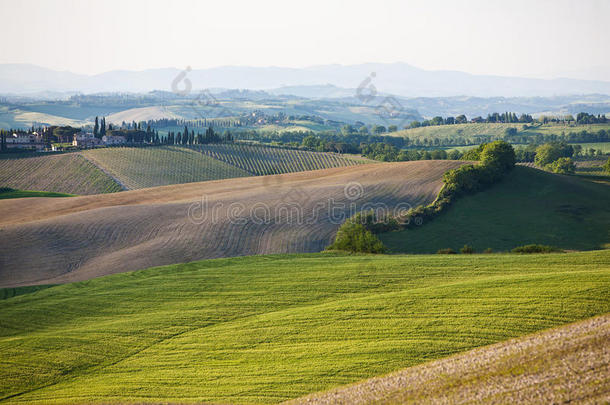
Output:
2,62,610,97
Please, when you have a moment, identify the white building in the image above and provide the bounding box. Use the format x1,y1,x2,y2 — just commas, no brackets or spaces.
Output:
6,132,43,144
102,135,126,145
73,132,100,148
5,132,45,151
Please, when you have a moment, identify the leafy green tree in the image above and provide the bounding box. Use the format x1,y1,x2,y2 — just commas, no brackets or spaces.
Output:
534,142,573,166
447,149,462,160
461,144,486,161
548,157,575,174
372,125,386,134
341,124,354,135
480,141,516,173
504,127,518,137
327,221,386,253
605,158,610,174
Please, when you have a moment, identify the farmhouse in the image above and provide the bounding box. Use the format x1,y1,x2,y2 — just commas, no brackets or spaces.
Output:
5,132,46,151
102,135,126,145
73,132,101,148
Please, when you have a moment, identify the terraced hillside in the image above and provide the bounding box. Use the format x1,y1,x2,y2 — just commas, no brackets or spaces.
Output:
80,146,253,189
189,144,363,176
0,250,608,403
291,314,610,404
0,161,462,286
380,166,610,253
80,145,363,190
0,154,122,195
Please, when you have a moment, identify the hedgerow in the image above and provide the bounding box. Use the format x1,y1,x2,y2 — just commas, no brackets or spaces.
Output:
328,141,516,253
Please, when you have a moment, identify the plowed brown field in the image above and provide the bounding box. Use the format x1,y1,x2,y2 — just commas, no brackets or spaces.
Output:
0,161,464,287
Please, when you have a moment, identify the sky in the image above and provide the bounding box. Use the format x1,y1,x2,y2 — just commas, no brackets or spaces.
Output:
1,0,609,80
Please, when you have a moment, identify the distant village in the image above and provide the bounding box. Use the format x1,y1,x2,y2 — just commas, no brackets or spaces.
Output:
1,130,128,152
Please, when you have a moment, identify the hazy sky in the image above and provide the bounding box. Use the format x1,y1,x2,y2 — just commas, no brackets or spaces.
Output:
1,0,609,80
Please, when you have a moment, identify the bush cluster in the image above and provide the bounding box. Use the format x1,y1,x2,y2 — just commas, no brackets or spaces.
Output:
511,244,562,254
547,157,576,174
326,220,386,253
327,141,516,253
397,141,516,229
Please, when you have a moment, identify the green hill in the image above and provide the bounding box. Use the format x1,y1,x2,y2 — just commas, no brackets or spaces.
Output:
391,122,610,142
0,250,608,403
380,166,610,253
291,314,609,404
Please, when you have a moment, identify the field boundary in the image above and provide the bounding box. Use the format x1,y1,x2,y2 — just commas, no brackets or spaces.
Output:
78,152,128,191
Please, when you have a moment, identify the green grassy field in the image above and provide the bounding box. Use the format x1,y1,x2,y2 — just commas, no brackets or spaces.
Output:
0,188,75,199
392,122,610,141
1,250,608,404
380,166,610,253
572,142,610,153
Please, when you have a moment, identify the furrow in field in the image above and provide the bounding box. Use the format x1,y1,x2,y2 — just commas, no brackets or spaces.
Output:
0,161,465,286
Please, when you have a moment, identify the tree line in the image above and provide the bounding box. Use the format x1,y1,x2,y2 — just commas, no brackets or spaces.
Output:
328,141,518,253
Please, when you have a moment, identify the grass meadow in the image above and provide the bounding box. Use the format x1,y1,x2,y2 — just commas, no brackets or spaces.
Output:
1,250,608,404
380,166,610,253
0,189,75,199
393,122,610,141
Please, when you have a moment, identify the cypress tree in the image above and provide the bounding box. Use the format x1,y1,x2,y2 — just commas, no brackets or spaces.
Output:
94,117,99,138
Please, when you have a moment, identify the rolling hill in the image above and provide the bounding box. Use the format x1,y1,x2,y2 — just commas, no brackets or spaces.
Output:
290,314,610,404
0,250,608,403
80,146,254,189
0,145,365,194
0,161,461,287
380,166,610,253
391,122,610,142
0,153,122,195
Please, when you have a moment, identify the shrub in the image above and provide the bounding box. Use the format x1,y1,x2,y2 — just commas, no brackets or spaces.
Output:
351,210,399,234
483,248,494,254
327,221,386,253
480,140,517,173
461,144,486,161
534,142,574,166
460,245,474,254
437,248,456,254
547,157,575,174
511,244,562,254
604,158,610,174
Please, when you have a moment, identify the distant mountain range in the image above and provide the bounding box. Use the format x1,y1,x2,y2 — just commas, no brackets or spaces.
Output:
2,63,610,98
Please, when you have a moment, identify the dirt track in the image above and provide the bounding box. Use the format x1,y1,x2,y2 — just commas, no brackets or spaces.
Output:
0,161,462,287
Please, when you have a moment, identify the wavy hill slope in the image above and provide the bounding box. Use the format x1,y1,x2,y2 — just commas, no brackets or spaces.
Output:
0,161,462,287
80,146,253,189
0,154,122,194
0,250,608,403
290,314,610,404
380,166,610,253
